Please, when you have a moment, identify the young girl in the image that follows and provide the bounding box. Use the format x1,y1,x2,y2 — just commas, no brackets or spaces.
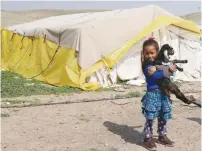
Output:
141,37,177,151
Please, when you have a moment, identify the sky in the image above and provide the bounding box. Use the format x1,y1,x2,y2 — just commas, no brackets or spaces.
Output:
1,1,201,16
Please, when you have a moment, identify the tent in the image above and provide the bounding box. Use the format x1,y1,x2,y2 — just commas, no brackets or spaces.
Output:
1,5,201,90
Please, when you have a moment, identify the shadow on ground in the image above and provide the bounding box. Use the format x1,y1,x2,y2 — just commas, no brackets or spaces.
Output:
187,117,201,125
103,121,144,147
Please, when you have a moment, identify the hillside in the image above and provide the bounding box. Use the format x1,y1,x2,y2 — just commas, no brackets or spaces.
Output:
181,12,201,25
1,9,109,27
1,9,201,27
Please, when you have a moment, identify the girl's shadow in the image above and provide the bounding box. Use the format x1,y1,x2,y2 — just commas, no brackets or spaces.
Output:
103,121,144,147
187,117,201,125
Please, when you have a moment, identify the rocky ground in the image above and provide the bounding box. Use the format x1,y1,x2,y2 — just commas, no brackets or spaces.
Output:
1,81,201,151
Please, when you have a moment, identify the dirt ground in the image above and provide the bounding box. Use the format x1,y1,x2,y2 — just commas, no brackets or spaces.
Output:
1,82,201,151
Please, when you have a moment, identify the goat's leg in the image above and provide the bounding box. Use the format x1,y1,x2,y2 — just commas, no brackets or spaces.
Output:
172,59,188,64
162,88,170,98
167,83,195,104
175,65,184,72
160,87,173,103
164,89,173,104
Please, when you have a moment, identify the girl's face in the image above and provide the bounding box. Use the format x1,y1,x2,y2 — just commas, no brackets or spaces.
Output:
143,45,158,61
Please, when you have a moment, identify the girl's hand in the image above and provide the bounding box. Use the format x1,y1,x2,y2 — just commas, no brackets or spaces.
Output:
169,65,177,72
148,66,157,76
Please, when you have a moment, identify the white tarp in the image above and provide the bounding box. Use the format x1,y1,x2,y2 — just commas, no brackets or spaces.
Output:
7,5,185,70
5,5,201,88
88,27,201,87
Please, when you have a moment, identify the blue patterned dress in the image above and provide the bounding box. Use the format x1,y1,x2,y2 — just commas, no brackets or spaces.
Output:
142,64,172,121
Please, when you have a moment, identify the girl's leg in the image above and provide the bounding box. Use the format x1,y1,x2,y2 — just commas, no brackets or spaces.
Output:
157,118,174,146
144,119,154,138
157,118,167,136
157,93,174,146
143,119,157,151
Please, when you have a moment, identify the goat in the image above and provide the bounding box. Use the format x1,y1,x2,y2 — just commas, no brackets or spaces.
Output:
143,44,199,107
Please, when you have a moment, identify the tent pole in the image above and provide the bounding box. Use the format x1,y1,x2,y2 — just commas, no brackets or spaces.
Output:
158,29,161,47
178,36,182,68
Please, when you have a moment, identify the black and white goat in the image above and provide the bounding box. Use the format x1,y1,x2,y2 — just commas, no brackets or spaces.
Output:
143,44,200,107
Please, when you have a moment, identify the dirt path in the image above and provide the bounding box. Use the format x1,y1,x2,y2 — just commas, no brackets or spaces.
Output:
1,99,201,151
1,82,201,151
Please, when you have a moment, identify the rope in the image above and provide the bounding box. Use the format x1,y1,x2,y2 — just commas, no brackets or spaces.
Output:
168,29,200,43
166,28,202,80
179,39,201,51
167,28,200,51
110,101,131,105
28,28,37,56
29,38,34,56
30,45,61,79
43,35,46,43
2,33,23,65
29,29,62,79
10,32,16,41
19,33,26,50
9,41,33,71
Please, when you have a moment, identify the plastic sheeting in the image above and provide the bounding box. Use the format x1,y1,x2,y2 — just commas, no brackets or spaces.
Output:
1,6,201,90
91,29,202,87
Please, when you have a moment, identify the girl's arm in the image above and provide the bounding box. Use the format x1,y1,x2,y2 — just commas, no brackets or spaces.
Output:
145,64,177,79
151,69,164,79
144,65,164,79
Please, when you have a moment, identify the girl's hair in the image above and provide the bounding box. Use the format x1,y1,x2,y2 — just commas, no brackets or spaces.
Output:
141,38,159,70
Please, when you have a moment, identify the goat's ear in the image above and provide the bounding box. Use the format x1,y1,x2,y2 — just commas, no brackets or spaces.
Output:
163,44,168,46
166,44,170,48
163,50,170,63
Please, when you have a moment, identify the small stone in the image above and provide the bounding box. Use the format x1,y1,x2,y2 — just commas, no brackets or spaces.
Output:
114,87,125,92
189,103,197,107
123,85,130,89
40,84,55,88
26,78,32,81
24,83,35,86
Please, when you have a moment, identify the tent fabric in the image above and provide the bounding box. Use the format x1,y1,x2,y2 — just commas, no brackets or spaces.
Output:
1,5,201,90
5,5,200,70
88,27,202,87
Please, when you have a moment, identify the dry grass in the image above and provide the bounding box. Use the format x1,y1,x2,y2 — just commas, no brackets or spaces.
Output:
114,91,142,99
1,113,10,118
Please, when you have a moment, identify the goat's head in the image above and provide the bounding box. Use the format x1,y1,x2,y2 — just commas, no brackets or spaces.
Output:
161,44,174,56
160,44,174,62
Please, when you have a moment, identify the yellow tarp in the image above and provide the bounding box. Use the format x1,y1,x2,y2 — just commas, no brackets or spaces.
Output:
1,16,201,90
